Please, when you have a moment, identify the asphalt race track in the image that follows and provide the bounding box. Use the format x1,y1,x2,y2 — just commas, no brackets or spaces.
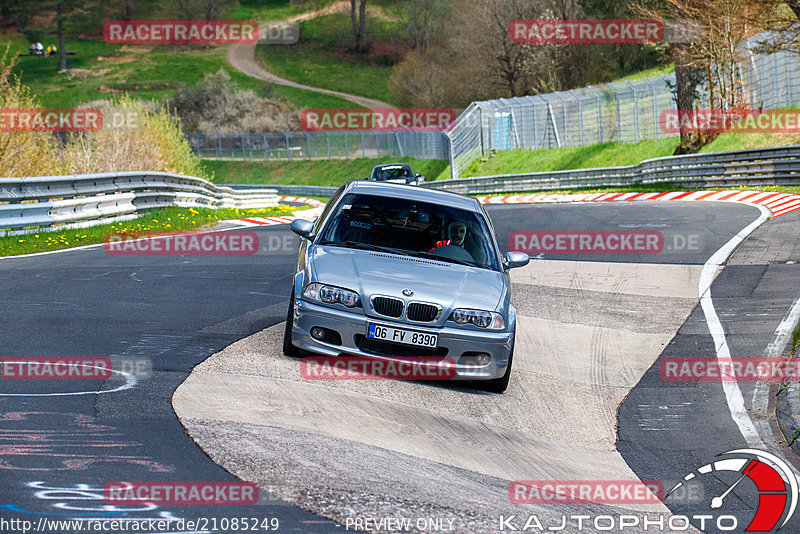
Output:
1,201,799,534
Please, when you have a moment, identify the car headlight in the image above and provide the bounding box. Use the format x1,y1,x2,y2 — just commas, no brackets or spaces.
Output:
449,309,505,330
303,283,361,308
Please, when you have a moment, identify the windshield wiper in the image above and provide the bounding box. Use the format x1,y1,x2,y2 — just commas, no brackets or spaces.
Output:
319,240,401,254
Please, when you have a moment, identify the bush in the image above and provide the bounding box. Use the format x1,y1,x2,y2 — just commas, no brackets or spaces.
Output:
0,47,67,178
64,96,209,178
167,69,299,133
0,47,209,179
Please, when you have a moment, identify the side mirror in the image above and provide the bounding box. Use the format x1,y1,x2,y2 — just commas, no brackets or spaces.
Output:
504,251,529,270
290,219,315,240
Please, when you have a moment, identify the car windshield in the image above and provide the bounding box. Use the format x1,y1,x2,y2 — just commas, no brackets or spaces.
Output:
318,193,500,271
375,166,411,180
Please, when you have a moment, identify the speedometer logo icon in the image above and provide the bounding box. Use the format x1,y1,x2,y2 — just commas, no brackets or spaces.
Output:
666,449,798,531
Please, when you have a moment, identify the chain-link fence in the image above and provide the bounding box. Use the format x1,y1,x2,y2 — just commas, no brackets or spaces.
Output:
192,37,799,178
445,45,800,179
191,131,450,161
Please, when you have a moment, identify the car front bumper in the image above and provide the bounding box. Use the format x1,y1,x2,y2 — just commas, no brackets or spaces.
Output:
291,299,513,380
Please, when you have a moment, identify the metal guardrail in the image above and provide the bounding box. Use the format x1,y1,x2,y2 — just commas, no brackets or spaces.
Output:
0,171,280,233
445,37,800,179
424,145,800,194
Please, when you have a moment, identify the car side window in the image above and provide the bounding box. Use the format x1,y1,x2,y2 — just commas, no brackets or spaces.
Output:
313,185,346,236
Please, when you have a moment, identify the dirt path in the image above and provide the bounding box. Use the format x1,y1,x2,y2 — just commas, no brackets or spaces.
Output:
227,1,393,109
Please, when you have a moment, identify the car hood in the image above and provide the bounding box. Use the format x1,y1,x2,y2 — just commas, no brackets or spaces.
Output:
308,245,507,316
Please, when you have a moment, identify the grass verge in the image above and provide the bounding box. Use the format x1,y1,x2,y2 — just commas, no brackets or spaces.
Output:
461,138,680,178
6,35,359,110
223,0,318,21
793,323,800,355
203,157,449,186
254,11,402,106
0,205,298,257
460,131,800,179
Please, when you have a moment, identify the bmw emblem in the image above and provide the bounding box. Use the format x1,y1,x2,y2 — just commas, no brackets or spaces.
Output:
402,288,413,297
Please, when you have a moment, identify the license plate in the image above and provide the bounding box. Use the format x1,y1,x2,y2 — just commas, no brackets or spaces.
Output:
367,324,438,348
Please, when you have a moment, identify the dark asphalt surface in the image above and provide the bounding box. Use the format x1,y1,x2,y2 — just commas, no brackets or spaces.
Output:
0,200,797,534
618,208,800,534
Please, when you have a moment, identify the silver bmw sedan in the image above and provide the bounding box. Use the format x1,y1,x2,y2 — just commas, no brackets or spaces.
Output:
283,180,529,393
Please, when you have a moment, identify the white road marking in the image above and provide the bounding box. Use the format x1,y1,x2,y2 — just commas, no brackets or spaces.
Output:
699,203,771,448
751,297,800,477
0,364,137,397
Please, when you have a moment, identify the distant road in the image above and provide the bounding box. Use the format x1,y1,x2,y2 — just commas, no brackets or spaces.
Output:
227,1,393,109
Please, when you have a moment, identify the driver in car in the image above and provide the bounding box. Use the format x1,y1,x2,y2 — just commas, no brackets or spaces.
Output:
429,221,467,252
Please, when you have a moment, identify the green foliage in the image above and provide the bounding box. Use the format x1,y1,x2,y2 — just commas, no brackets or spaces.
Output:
0,205,298,256
202,157,449,186
6,37,359,110
167,69,299,132
461,139,681,178
255,12,404,105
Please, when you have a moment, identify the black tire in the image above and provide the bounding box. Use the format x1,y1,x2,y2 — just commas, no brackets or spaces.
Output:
283,290,303,358
480,336,514,393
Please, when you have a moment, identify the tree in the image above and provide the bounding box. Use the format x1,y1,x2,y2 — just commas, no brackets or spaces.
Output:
174,0,228,20
747,0,800,54
398,0,451,50
12,0,90,72
636,0,769,153
350,0,368,53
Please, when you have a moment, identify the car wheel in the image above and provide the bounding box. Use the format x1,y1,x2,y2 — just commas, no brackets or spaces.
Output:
283,290,303,358
480,335,514,393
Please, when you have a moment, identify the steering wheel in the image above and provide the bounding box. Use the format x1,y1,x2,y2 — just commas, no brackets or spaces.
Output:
430,244,474,263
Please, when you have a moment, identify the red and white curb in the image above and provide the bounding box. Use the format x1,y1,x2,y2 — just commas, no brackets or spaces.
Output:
231,190,800,229
478,190,800,218
232,196,325,228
